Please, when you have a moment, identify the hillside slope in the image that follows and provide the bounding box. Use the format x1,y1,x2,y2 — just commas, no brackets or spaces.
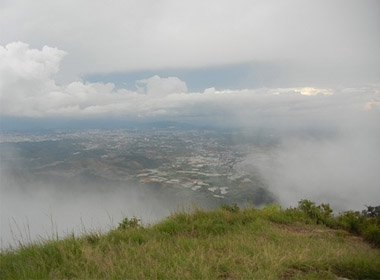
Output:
1,202,380,279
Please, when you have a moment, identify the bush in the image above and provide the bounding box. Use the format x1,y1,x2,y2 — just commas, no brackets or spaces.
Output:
337,211,367,235
297,199,334,226
118,216,141,230
362,224,380,247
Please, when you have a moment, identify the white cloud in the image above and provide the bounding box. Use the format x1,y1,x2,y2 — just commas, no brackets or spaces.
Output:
0,42,379,127
136,75,188,96
0,42,65,94
294,88,333,96
1,0,379,83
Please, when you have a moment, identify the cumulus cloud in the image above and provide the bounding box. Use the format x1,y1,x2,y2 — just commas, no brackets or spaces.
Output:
1,42,379,125
0,43,190,118
0,42,65,80
0,42,65,97
136,75,188,96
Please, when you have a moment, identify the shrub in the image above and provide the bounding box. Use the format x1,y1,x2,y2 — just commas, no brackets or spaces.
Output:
337,211,367,235
297,199,334,226
118,216,141,230
362,224,380,247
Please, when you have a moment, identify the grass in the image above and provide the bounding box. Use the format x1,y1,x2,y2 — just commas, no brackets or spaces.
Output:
1,203,380,279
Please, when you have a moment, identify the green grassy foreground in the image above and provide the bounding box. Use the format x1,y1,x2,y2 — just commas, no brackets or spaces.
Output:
1,201,380,279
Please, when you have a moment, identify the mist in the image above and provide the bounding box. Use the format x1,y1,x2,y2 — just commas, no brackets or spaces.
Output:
1,112,380,249
236,106,380,212
0,170,189,250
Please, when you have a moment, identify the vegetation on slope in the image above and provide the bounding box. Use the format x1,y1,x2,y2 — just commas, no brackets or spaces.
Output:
1,200,380,279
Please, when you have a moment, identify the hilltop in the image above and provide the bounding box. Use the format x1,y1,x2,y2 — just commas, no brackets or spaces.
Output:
1,200,380,279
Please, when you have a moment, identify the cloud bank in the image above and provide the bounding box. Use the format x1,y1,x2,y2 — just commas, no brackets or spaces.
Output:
1,42,379,125
1,0,379,84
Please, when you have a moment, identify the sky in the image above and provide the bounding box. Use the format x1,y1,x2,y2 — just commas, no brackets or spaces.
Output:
0,0,379,124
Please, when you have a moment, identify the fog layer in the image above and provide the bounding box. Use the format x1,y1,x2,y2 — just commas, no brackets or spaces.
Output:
236,107,380,212
1,172,190,249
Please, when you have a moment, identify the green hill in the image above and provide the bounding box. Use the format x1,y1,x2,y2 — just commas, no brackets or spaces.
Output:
1,201,380,279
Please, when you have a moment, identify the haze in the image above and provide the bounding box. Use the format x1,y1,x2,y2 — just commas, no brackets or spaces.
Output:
1,0,379,248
